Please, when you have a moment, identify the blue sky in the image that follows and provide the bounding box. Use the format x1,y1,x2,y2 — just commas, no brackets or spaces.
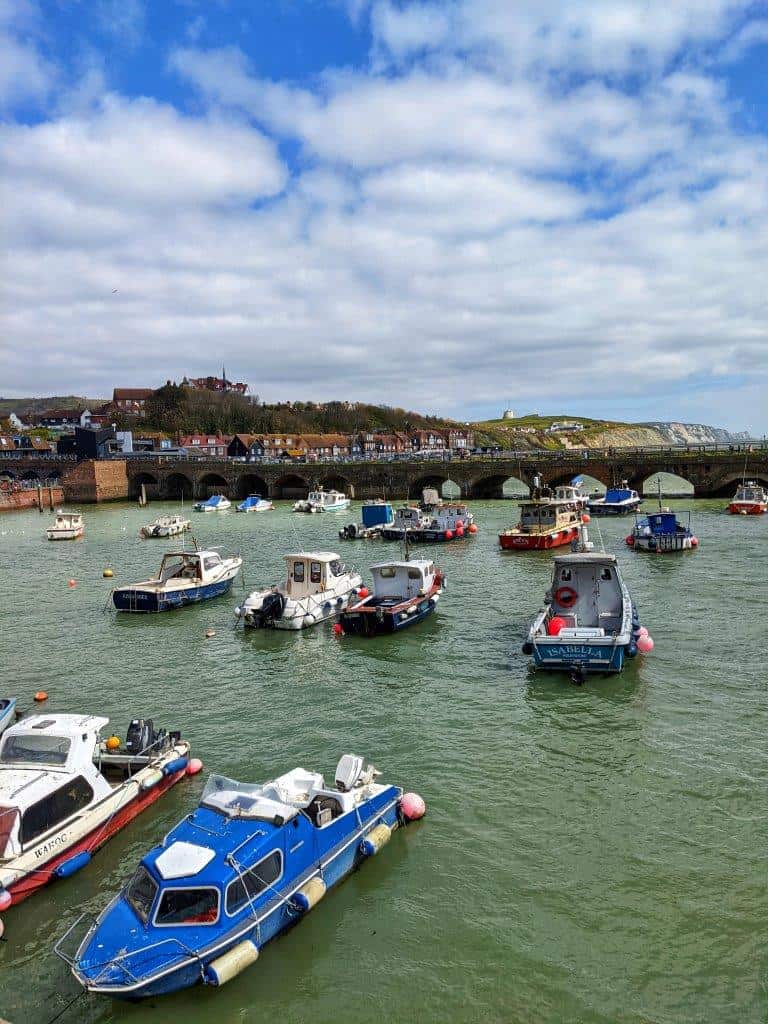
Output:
2,0,767,432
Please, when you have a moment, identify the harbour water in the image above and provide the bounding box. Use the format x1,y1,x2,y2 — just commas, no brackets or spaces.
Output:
0,499,765,1023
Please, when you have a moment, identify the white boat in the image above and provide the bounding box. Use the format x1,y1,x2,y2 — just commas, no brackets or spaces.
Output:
139,514,192,539
236,552,362,629
293,490,351,513
0,713,191,911
236,494,274,513
0,698,16,737
113,549,242,612
46,510,84,541
193,495,231,513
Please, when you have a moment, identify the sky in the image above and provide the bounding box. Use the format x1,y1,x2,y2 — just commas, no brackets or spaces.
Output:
1,0,767,432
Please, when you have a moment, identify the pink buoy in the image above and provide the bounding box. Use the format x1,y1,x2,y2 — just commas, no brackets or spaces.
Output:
67,579,77,589
455,521,464,529
186,758,203,777
691,536,699,547
400,792,426,821
637,634,654,653
0,917,4,940
456,527,465,537
637,626,649,638
0,888,11,912
444,530,454,540
332,623,344,636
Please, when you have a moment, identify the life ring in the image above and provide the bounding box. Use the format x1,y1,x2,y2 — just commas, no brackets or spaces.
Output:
554,585,578,608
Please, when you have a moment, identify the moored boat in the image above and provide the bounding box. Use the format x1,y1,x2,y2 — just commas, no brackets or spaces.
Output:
46,510,84,541
727,481,767,515
235,552,361,629
140,514,191,539
0,698,16,737
499,487,583,551
338,559,443,636
194,495,231,513
293,490,350,513
522,522,653,682
113,549,242,612
236,495,273,513
626,493,698,553
587,481,642,516
380,501,477,543
57,755,425,999
0,713,192,913
339,500,394,540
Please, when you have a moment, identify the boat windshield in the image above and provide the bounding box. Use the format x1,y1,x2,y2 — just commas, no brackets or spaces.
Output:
0,806,19,859
201,774,264,814
0,733,71,766
126,865,159,924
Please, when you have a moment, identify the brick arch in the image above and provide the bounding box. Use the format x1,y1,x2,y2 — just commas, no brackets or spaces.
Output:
274,473,310,499
236,473,270,500
469,474,515,499
708,472,768,498
129,471,160,499
320,474,354,498
164,471,195,500
408,473,451,499
199,472,230,498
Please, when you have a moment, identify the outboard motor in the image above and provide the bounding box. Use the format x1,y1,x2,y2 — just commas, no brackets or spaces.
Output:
252,591,286,627
339,522,358,540
125,718,169,755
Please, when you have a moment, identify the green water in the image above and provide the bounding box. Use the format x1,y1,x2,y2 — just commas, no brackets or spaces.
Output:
0,500,765,1024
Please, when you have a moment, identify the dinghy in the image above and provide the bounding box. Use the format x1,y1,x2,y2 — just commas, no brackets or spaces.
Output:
139,514,191,539
236,495,273,513
57,755,424,999
46,511,84,541
193,495,231,513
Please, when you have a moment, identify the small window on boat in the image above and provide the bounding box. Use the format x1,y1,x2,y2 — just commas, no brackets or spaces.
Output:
310,561,322,583
226,851,283,914
329,559,344,576
293,561,305,582
155,886,219,926
20,775,94,845
203,556,221,570
407,568,422,579
560,569,572,581
0,806,18,857
378,566,397,578
600,568,612,580
126,865,158,925
1,733,71,766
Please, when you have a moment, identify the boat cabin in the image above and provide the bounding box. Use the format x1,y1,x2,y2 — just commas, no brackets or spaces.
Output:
735,482,766,502
369,560,438,603
0,715,112,860
282,552,350,599
518,500,578,531
547,553,627,636
155,551,223,585
392,506,426,530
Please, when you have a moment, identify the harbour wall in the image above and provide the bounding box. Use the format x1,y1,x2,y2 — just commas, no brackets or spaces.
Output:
0,486,64,512
61,460,129,503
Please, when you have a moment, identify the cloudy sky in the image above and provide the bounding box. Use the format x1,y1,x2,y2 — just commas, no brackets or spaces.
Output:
2,0,767,431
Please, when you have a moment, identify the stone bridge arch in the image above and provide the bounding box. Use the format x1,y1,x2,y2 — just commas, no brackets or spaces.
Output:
274,473,309,499
236,473,270,500
164,471,195,500
199,472,230,498
129,471,160,500
708,471,768,498
641,471,694,496
409,473,453,499
320,473,354,498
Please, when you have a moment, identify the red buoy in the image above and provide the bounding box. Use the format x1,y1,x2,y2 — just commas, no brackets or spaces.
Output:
581,513,591,524
625,535,635,546
467,524,478,534
34,691,48,703
547,616,566,636
332,623,344,636
444,530,454,540
358,586,369,599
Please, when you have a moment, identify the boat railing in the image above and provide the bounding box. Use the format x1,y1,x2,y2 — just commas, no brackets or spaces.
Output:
55,912,201,985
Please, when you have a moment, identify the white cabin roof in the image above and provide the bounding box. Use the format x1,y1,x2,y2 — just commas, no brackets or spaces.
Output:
5,713,109,740
283,551,340,563
370,559,433,573
553,552,618,566
156,841,216,880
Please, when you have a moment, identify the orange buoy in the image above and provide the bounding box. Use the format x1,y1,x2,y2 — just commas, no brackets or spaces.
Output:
106,735,121,750
67,579,77,588
34,691,48,702
581,513,591,523
467,524,478,534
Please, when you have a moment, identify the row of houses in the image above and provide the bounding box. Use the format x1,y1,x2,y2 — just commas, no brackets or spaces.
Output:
182,428,475,460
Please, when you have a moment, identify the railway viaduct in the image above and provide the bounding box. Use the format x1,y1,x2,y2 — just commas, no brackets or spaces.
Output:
1,448,767,502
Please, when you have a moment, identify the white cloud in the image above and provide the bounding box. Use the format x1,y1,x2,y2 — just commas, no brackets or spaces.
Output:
0,1,55,108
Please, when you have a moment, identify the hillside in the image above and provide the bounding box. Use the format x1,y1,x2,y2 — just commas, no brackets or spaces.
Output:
0,396,106,416
470,415,753,449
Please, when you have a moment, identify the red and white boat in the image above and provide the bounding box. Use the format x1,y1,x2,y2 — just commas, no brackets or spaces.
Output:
727,481,767,515
500,485,584,551
0,713,193,914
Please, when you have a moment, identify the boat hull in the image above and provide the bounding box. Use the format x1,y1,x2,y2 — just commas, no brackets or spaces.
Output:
531,640,628,674
46,529,84,540
379,527,473,543
113,577,235,612
586,503,641,516
69,790,401,998
727,502,766,515
631,535,696,553
499,527,579,550
340,598,437,636
4,765,187,907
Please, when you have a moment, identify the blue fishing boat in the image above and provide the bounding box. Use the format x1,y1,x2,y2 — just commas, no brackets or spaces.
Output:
112,550,242,612
193,495,231,513
339,500,394,539
236,495,273,513
0,697,16,736
626,504,698,553
57,756,425,999
522,523,653,683
587,480,642,516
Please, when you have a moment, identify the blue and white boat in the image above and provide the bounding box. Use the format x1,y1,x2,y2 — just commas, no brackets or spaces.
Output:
236,495,273,513
339,500,394,539
113,550,242,613
0,697,16,736
293,489,350,513
587,481,642,516
193,495,231,513
626,506,698,553
523,523,651,683
57,755,424,999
